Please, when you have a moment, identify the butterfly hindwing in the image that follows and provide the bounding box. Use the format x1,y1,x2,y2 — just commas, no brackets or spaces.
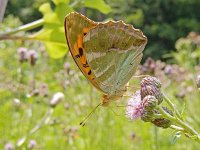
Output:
83,21,147,95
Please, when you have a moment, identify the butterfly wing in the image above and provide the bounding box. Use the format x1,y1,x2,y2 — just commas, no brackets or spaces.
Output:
83,21,147,95
65,12,105,92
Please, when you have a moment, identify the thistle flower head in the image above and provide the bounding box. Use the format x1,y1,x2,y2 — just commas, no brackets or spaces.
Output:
141,110,154,122
142,95,158,111
141,76,161,89
28,140,37,150
17,47,28,63
4,142,14,150
141,77,163,104
151,107,173,128
28,50,38,66
126,90,144,120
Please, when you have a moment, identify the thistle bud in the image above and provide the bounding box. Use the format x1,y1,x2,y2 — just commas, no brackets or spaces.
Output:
141,110,154,122
28,50,38,66
4,142,14,150
17,47,28,63
64,62,71,74
151,118,171,128
28,140,37,150
141,76,161,89
141,85,163,104
151,107,173,128
142,95,158,111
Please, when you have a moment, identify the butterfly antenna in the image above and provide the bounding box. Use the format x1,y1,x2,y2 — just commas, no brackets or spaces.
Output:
80,102,102,127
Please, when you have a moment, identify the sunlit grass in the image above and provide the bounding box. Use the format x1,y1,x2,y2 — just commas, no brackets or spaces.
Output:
0,40,200,149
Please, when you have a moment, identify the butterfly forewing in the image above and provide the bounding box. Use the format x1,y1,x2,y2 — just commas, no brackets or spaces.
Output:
65,12,105,92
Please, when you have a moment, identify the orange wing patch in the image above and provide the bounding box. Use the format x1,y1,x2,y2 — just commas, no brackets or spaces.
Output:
64,13,103,92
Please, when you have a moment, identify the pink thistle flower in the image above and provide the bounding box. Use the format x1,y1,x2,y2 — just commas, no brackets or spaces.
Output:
126,90,144,120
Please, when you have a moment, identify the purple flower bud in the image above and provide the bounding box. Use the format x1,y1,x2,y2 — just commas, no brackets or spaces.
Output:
28,140,37,149
50,92,65,107
142,95,158,111
4,142,14,150
141,110,154,122
17,47,28,63
141,85,163,104
141,76,161,89
143,57,156,74
164,65,173,75
141,77,163,104
28,50,38,66
151,107,173,128
64,62,71,73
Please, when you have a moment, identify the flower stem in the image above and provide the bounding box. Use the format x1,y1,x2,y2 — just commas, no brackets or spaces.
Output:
157,105,200,143
162,93,183,120
0,19,44,36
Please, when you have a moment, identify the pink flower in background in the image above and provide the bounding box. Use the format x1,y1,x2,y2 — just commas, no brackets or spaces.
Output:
126,90,144,120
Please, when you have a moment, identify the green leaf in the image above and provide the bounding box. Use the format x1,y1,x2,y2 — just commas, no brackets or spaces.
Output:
33,27,68,59
84,0,111,14
55,3,73,23
53,0,70,5
44,42,67,59
37,1,73,58
39,3,53,14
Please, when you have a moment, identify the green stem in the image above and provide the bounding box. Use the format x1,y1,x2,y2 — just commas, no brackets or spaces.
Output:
163,93,183,120
157,106,200,143
17,108,54,147
0,19,44,36
170,125,184,131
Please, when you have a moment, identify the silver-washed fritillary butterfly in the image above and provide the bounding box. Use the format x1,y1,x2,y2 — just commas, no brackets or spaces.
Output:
64,12,147,106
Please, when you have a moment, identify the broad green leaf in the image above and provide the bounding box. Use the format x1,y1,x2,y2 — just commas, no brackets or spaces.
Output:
34,28,65,43
44,42,67,59
37,1,73,58
55,3,73,23
39,3,53,14
53,0,70,5
84,0,111,14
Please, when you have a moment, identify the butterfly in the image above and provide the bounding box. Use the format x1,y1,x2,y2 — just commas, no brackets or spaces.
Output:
64,12,147,106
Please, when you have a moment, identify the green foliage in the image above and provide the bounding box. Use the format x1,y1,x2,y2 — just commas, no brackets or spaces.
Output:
5,0,48,24
34,1,73,58
1,1,200,149
107,0,200,59
0,38,200,149
171,32,200,71
84,0,111,14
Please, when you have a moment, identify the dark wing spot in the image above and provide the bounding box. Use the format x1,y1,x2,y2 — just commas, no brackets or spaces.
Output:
83,32,87,36
83,62,89,68
88,70,91,75
75,54,80,58
79,48,83,56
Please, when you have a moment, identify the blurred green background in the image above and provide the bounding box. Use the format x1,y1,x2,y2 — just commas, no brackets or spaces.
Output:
1,0,200,149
